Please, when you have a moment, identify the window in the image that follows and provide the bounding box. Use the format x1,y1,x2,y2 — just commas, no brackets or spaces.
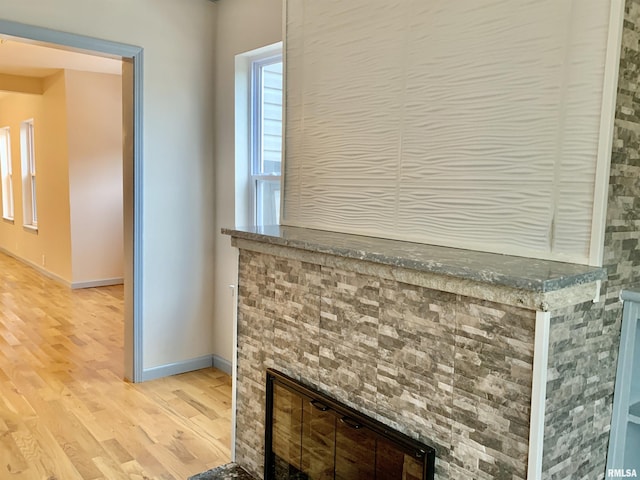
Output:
20,120,37,228
251,54,283,226
0,127,13,221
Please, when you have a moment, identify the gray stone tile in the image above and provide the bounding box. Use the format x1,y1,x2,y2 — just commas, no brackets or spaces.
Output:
235,252,537,479
189,463,258,480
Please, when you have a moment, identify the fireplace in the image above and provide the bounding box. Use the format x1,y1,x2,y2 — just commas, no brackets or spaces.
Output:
265,369,436,480
223,225,607,479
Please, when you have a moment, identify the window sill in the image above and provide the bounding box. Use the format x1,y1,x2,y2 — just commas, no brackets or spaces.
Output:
2,217,14,224
23,224,38,234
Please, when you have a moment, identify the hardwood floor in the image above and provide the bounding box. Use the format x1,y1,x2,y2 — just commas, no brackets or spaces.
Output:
0,252,232,479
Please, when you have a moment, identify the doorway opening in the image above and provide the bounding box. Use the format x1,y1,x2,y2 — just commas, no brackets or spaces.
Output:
0,19,143,382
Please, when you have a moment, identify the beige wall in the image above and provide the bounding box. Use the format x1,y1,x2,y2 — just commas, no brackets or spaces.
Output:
0,72,73,281
65,70,123,286
0,0,217,371
213,0,283,363
40,73,73,280
0,70,124,286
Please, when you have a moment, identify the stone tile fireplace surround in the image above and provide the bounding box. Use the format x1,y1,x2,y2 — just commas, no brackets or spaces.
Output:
224,225,609,480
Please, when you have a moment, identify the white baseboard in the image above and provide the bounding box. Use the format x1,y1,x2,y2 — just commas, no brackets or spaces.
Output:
140,354,232,382
140,355,214,382
213,354,232,375
0,247,124,290
0,247,70,286
71,278,124,289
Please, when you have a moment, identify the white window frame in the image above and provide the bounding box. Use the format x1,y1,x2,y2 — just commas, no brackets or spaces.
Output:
235,42,284,228
250,52,283,227
20,119,37,230
0,127,14,221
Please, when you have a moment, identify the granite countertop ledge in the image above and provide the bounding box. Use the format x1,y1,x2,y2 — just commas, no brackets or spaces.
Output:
222,225,606,293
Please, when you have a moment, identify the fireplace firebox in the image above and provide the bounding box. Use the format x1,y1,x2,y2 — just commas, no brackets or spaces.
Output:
265,369,436,480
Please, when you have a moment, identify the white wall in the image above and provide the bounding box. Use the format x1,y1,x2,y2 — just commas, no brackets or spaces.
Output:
65,70,123,286
0,0,218,371
213,0,283,364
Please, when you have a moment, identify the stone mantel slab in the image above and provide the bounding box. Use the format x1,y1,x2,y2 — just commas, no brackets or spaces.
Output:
223,225,606,311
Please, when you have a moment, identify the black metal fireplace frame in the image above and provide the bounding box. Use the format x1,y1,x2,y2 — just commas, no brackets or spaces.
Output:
264,368,436,480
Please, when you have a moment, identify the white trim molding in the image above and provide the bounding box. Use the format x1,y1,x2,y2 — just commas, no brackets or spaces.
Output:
212,354,232,376
231,249,239,462
0,246,69,286
528,311,551,480
140,355,214,383
590,0,626,267
71,278,125,290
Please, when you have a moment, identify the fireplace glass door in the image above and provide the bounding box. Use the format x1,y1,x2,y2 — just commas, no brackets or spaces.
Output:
265,369,435,480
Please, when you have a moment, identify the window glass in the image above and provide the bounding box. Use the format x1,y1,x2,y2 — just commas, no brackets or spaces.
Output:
20,120,37,227
251,56,283,226
0,127,13,220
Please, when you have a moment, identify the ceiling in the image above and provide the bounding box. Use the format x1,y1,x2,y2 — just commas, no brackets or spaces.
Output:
0,36,122,79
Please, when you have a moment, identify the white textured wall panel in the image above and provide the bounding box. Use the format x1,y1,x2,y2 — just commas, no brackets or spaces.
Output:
283,0,617,264
282,0,304,224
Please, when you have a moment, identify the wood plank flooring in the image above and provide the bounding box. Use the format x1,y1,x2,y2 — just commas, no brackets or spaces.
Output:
0,252,231,479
